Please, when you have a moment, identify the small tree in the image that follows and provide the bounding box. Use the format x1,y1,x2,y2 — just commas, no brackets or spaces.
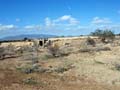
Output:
102,30,115,39
91,29,115,42
90,29,103,37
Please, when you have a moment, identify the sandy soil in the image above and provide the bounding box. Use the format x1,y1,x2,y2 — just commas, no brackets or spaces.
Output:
1,38,120,90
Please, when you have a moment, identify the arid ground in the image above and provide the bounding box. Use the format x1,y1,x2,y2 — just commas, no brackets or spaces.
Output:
1,38,120,90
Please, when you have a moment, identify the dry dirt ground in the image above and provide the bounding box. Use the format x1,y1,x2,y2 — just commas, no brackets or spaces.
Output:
1,39,120,90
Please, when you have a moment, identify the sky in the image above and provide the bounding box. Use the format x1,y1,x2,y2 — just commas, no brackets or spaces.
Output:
0,0,120,38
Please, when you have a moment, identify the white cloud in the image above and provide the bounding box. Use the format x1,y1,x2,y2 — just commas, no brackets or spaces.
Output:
24,25,41,30
91,17,112,24
43,15,80,31
0,16,117,36
0,24,17,30
69,17,79,25
45,17,54,27
54,15,79,25
59,15,71,21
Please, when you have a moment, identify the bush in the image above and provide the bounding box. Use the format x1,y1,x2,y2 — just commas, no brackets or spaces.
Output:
114,63,120,71
18,45,34,53
54,61,74,73
79,46,111,53
86,37,96,46
48,43,60,57
79,41,89,52
0,46,17,60
102,30,115,39
79,48,92,53
0,47,5,60
95,47,111,51
54,67,68,73
31,57,39,64
91,29,115,42
16,64,47,74
22,77,38,85
6,43,16,52
16,64,38,74
91,29,103,37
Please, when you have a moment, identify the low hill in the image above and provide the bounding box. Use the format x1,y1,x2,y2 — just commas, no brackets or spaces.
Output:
0,34,57,41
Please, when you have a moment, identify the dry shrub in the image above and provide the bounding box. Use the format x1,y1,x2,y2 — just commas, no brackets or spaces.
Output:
79,41,90,52
54,67,68,73
0,44,17,60
79,39,111,53
54,61,74,73
22,77,38,85
32,40,39,51
48,43,60,57
115,63,120,71
59,46,73,56
15,45,34,59
16,64,47,74
79,48,92,53
47,44,72,57
17,45,34,53
86,37,96,47
79,46,111,53
95,47,111,51
6,43,16,52
0,47,5,59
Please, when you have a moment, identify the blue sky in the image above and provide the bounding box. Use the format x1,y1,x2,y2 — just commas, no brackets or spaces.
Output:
0,0,120,38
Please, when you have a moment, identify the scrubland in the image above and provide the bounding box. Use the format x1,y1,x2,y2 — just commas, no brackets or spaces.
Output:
1,37,120,90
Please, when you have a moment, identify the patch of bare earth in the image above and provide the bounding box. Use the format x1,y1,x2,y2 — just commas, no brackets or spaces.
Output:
1,39,120,90
0,68,117,90
0,57,119,90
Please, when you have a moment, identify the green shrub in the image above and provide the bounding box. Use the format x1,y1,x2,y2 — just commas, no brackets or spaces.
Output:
90,29,115,42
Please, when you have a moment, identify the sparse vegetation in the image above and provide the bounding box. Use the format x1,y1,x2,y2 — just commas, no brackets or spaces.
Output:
6,43,15,52
0,47,5,59
54,67,68,73
114,63,120,71
16,64,39,74
47,43,60,57
86,37,96,46
91,29,115,43
94,60,105,64
79,46,111,53
79,41,90,52
0,44,17,60
1,35,120,90
95,47,111,51
22,77,38,85
16,63,48,74
47,44,72,58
